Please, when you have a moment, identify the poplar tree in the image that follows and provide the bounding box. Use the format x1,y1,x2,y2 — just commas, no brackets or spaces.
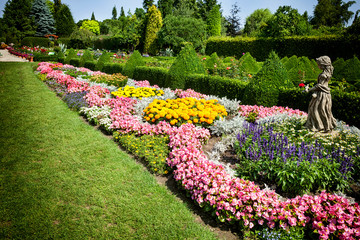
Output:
30,0,56,36
144,5,162,55
206,5,221,36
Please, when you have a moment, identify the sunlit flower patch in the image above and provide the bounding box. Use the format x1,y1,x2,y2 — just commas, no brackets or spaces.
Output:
143,97,227,127
111,86,164,99
90,73,128,88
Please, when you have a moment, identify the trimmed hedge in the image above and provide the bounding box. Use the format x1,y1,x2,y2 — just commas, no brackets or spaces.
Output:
21,37,50,47
84,61,97,71
102,63,125,75
33,54,58,62
133,66,169,87
69,59,80,67
206,36,360,61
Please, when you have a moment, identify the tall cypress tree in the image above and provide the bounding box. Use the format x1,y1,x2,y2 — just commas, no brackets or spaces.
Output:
31,0,56,36
112,6,117,20
55,4,76,36
206,5,221,36
144,5,162,55
91,12,96,20
2,0,36,42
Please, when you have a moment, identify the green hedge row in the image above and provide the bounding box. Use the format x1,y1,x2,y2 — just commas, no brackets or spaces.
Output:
133,66,168,87
102,63,125,75
206,36,360,61
21,37,51,47
33,54,58,62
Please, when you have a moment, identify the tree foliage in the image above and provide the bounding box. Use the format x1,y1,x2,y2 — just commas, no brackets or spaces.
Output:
158,0,174,18
261,6,311,37
31,0,56,37
2,0,35,42
144,5,163,55
91,12,96,21
158,14,206,53
80,20,100,35
243,8,272,37
311,0,355,28
206,5,221,37
197,0,218,21
143,0,154,11
112,6,117,20
54,4,76,37
226,2,241,37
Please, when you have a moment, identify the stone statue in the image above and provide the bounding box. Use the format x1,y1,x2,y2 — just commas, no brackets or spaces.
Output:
305,56,337,132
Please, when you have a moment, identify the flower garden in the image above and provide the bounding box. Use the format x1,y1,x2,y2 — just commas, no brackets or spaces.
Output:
36,61,360,240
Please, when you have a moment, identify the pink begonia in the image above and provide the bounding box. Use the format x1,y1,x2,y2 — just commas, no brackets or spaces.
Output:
174,89,207,99
134,80,159,89
67,81,90,93
38,61,360,240
239,105,307,119
77,67,92,72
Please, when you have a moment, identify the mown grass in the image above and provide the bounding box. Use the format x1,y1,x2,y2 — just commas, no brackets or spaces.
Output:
0,63,217,239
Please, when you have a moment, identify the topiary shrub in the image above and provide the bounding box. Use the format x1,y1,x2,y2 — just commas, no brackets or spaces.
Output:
333,57,346,81
238,52,262,74
69,58,80,67
204,52,223,75
343,56,360,84
95,51,111,71
79,49,93,67
283,55,298,71
102,63,125,75
65,48,78,64
288,56,321,85
84,61,96,71
122,50,145,78
165,44,206,89
242,51,293,107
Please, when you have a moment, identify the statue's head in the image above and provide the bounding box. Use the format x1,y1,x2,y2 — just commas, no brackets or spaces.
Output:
316,56,332,68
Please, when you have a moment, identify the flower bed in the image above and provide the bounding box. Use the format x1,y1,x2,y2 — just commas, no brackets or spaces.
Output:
35,62,360,240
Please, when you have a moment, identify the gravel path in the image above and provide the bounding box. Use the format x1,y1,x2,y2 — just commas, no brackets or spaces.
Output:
0,49,28,62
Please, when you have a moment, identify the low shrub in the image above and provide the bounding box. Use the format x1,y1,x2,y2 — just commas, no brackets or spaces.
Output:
133,66,169,87
65,48,78,64
69,58,80,67
21,37,50,47
84,61,96,71
123,50,145,78
95,51,111,71
102,63,125,75
79,49,93,67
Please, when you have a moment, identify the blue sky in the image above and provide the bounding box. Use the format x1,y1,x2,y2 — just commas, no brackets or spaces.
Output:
0,0,359,27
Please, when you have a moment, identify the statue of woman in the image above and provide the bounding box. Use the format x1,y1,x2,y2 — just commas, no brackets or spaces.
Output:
305,56,337,132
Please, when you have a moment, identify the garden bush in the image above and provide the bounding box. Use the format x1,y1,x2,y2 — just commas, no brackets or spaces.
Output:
65,48,78,64
84,61,96,71
102,63,125,75
21,37,50,47
165,44,205,89
95,51,111,71
122,50,145,78
33,54,58,62
69,58,80,67
79,49,93,67
238,52,262,74
242,51,293,107
133,66,168,87
204,52,223,75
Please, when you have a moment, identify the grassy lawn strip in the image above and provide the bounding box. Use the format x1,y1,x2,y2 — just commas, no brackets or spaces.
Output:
0,63,217,239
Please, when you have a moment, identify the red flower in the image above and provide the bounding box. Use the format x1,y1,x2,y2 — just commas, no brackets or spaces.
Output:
299,83,305,88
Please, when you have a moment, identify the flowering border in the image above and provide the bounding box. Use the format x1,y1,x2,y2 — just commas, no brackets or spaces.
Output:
37,62,360,240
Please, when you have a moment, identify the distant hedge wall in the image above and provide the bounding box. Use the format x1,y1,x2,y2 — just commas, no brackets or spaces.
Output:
21,37,51,47
206,36,360,61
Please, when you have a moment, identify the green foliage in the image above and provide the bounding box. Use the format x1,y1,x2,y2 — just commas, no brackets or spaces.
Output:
204,52,223,74
158,15,206,54
2,0,36,43
287,56,321,84
102,63,125,75
79,49,93,67
65,48,77,64
144,5,163,55
30,0,56,36
238,52,262,74
205,35,360,61
69,58,80,67
206,5,221,37
133,66,169,87
123,50,145,78
95,51,111,71
54,4,76,37
69,28,95,49
260,6,311,37
157,0,174,18
21,37,50,47
33,54,58,62
84,61,96,71
243,51,292,107
112,6,117,20
89,73,128,88
166,44,206,89
80,20,100,35
243,8,272,37
311,0,356,28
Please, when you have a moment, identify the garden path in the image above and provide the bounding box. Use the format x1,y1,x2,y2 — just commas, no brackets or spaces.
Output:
0,49,28,62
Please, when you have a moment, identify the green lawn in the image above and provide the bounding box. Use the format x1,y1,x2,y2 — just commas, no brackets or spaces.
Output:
0,62,217,239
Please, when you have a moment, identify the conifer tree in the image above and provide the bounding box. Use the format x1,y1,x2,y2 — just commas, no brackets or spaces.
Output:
54,4,76,36
120,7,125,17
206,5,221,36
144,5,163,55
2,0,36,42
112,6,117,20
158,0,174,18
143,0,154,11
31,0,56,36
91,12,96,20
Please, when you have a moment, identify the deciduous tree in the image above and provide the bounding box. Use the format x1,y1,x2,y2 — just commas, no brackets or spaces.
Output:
311,0,355,27
243,8,272,37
